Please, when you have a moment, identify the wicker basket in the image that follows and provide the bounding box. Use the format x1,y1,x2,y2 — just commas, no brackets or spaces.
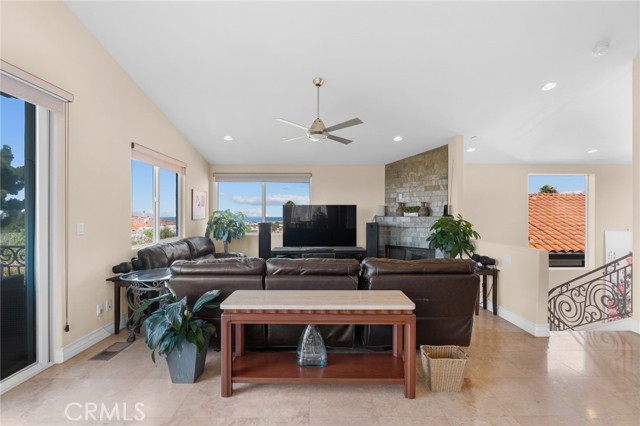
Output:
420,345,468,392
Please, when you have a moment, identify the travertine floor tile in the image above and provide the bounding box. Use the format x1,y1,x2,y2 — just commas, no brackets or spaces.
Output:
1,311,638,426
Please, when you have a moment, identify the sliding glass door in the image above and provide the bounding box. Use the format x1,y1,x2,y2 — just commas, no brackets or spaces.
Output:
1,93,39,380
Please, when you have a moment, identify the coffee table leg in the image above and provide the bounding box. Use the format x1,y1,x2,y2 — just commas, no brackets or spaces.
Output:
392,324,403,357
221,314,232,397
235,323,245,356
404,316,416,399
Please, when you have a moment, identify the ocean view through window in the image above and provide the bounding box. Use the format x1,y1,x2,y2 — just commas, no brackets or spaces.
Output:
131,152,183,246
215,174,310,233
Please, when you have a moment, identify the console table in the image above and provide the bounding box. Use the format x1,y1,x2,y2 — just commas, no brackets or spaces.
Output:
270,246,367,262
220,290,416,398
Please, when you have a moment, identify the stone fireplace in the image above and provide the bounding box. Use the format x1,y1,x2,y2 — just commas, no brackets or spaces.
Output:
375,144,448,259
375,216,441,259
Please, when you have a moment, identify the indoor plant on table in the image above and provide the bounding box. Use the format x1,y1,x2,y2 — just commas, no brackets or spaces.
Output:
134,284,221,383
427,214,481,259
205,209,250,253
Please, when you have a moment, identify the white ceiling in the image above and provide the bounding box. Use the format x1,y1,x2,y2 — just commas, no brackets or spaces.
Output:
65,1,640,165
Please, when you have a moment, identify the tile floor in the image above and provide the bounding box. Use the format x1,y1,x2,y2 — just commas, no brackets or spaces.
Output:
1,311,639,426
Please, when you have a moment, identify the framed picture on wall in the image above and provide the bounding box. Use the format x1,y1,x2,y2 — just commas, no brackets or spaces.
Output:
192,189,207,220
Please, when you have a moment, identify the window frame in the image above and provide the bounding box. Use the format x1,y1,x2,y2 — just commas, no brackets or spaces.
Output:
131,144,185,247
213,173,312,234
527,173,593,269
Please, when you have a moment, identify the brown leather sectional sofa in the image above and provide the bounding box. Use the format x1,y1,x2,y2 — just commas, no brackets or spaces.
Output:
131,236,244,271
167,254,481,351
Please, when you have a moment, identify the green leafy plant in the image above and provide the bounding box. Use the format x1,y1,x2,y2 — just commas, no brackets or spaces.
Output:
205,209,250,252
135,283,221,364
404,206,420,213
427,214,481,258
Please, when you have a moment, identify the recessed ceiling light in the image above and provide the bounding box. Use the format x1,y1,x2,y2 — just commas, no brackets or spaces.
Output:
541,82,558,91
223,135,233,141
393,136,403,142
587,148,599,154
466,147,476,153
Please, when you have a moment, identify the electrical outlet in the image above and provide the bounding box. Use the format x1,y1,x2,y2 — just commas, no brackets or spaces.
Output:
96,303,103,316
105,299,112,311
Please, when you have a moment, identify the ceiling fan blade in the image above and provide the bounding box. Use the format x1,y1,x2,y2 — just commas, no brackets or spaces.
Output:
327,134,353,145
282,135,306,142
324,118,363,133
275,118,308,131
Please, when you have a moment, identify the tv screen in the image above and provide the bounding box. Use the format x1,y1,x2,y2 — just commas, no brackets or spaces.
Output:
283,205,357,247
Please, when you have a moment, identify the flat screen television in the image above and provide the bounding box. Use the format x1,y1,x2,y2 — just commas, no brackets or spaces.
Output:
283,204,357,247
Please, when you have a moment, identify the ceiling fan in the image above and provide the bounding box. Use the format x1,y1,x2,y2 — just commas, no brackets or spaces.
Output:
276,77,363,145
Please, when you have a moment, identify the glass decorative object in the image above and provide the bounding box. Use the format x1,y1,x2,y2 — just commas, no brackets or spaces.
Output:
296,324,327,368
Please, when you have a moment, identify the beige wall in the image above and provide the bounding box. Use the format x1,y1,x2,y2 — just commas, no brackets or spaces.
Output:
2,2,211,349
463,164,632,289
209,165,385,256
474,241,549,335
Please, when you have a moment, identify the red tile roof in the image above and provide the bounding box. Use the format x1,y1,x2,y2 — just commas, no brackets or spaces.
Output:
528,193,584,253
131,216,176,232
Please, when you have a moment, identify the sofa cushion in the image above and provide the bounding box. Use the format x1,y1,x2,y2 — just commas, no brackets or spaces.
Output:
361,258,476,279
266,258,360,276
170,257,265,275
184,236,215,258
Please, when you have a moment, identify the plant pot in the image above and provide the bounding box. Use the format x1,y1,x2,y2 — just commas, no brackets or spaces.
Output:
165,333,210,383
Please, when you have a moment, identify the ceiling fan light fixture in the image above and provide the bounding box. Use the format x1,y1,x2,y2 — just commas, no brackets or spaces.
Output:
541,81,558,91
587,148,599,154
393,136,403,142
466,147,476,153
223,135,233,142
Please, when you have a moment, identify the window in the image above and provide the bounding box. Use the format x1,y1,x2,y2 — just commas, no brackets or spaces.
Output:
131,144,184,246
215,174,311,233
528,174,587,268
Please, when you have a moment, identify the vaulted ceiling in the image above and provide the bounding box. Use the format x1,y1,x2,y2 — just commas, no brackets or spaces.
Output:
66,1,640,165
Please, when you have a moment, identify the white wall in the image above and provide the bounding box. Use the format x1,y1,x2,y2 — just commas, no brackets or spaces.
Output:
209,164,385,257
1,2,211,351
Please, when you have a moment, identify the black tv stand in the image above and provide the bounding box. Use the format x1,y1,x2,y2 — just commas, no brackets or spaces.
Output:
270,246,367,262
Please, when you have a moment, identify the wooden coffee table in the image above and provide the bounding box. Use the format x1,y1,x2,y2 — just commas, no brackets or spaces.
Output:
220,290,416,398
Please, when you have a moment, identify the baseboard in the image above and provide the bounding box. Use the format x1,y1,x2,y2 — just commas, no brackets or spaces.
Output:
494,304,550,337
53,315,127,364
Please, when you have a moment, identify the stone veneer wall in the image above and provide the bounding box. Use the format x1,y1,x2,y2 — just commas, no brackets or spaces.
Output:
385,145,448,216
375,145,449,257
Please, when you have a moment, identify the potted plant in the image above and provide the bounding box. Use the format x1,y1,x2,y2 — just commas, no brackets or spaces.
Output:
205,209,250,253
134,284,222,383
427,214,480,258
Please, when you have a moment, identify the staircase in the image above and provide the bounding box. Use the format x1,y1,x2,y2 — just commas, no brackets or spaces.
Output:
548,253,632,331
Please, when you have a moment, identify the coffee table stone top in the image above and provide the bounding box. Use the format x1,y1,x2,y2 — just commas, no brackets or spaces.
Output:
221,290,415,311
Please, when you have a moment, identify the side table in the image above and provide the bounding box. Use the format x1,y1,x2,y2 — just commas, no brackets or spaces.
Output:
105,275,130,334
119,267,171,341
475,267,499,315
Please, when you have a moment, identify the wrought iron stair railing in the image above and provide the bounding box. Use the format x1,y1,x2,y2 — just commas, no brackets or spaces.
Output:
548,253,632,331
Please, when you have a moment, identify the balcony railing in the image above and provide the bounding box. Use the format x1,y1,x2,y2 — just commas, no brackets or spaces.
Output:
0,245,26,277
548,253,632,331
